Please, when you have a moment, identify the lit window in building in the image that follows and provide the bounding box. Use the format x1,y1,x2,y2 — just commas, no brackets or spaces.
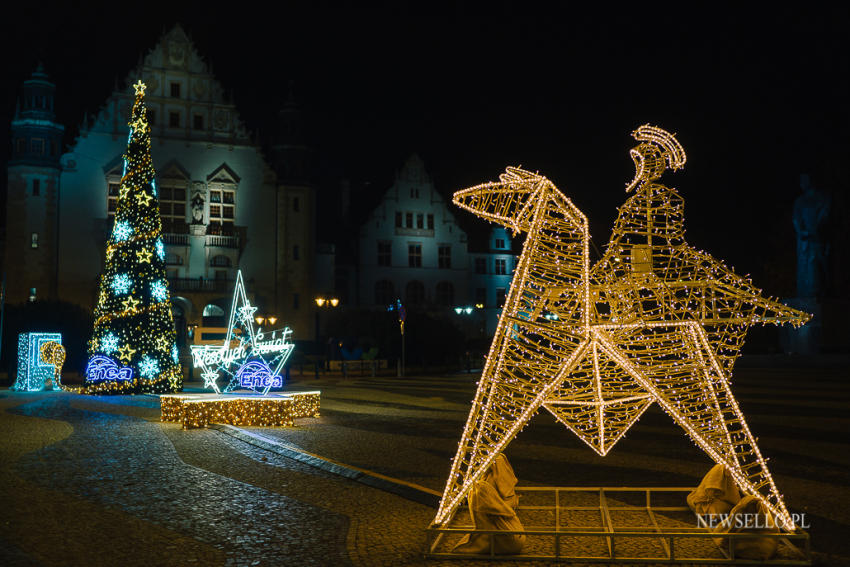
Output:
406,212,413,228
170,82,181,98
193,114,204,130
159,174,188,233
375,280,394,305
408,243,422,267
438,245,451,268
416,213,424,229
32,179,40,196
169,111,180,127
29,288,37,302
406,280,425,305
475,287,486,306
496,288,507,307
107,182,120,217
436,281,454,306
395,212,402,227
427,214,434,230
475,257,486,274
377,241,391,266
495,258,507,275
208,183,236,230
495,238,505,249
31,232,38,249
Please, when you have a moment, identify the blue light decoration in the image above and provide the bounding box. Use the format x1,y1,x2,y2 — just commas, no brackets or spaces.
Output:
155,239,165,260
237,359,283,390
114,221,133,242
85,355,134,382
151,280,167,302
112,273,133,295
191,270,295,396
101,332,120,354
138,354,160,378
12,332,63,391
172,344,179,364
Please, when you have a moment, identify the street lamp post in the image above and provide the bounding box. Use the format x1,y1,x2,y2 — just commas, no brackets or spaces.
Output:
314,296,340,372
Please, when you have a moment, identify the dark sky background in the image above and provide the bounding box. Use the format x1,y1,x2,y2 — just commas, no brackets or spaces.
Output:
3,2,848,294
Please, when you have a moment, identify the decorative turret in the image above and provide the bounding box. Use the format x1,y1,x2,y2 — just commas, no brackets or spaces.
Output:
10,64,64,168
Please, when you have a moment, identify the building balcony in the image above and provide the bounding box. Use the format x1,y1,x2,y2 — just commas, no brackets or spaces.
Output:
163,233,189,246
168,277,234,293
205,234,240,248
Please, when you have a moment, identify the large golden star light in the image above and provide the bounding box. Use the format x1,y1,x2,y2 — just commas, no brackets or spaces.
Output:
435,125,810,531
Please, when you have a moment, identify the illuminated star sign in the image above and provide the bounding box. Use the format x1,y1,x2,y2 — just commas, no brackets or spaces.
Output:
133,80,147,95
190,270,295,395
435,127,811,532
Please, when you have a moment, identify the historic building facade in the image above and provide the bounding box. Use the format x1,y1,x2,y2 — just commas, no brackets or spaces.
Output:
4,26,315,346
353,155,516,335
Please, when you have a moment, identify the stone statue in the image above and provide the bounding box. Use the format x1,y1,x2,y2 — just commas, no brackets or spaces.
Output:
190,190,205,224
792,173,830,298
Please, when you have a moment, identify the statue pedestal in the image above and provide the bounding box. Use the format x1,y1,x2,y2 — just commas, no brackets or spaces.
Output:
782,298,821,355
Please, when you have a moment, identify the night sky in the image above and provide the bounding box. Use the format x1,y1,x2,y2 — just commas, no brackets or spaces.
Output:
3,3,848,292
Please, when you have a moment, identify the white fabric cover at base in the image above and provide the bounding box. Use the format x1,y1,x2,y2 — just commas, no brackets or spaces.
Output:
687,463,741,518
713,495,780,560
452,454,526,554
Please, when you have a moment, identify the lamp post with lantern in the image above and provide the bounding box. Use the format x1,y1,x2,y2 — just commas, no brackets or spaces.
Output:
314,296,340,369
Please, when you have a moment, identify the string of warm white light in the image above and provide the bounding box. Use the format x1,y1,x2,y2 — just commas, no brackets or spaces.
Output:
82,80,182,394
435,125,810,532
160,392,321,429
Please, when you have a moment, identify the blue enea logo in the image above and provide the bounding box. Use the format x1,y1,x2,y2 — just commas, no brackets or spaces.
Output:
85,355,134,382
237,359,282,390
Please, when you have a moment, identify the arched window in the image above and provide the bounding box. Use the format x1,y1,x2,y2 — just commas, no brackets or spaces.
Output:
203,304,225,317
375,280,394,306
405,280,425,305
210,255,232,267
436,281,454,306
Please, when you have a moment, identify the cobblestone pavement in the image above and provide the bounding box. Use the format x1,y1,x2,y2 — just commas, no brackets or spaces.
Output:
1,362,848,566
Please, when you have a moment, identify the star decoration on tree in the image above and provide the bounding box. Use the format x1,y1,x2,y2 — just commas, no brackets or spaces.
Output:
135,191,152,206
136,248,152,264
133,80,147,95
190,270,295,395
117,343,136,363
122,295,140,312
435,126,811,532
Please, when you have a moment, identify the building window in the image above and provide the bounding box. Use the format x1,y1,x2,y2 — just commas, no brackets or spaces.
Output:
377,241,391,266
395,211,402,227
50,140,56,156
416,213,424,229
210,255,232,267
170,82,181,98
495,238,505,249
293,245,300,260
496,288,507,307
375,280,394,305
31,233,38,249
16,139,26,154
208,183,236,228
406,280,425,305
31,139,44,154
408,243,422,267
148,110,156,125
436,282,454,306
158,175,188,232
293,293,300,310
410,186,419,198
193,114,204,130
475,287,486,306
169,111,180,127
427,214,434,230
405,212,413,228
475,257,486,274
293,197,300,212
495,258,507,275
32,179,40,196
438,245,451,269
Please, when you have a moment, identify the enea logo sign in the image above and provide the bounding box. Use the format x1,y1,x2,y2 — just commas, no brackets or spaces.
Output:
85,355,134,382
237,360,282,390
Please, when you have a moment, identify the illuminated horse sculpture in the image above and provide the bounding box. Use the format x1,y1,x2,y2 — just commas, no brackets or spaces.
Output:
435,125,810,530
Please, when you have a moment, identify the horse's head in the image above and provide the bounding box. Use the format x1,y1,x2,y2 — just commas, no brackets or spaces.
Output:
452,167,552,234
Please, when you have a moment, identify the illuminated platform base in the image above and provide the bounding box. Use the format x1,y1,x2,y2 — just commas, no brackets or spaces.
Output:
160,391,321,429
426,487,810,564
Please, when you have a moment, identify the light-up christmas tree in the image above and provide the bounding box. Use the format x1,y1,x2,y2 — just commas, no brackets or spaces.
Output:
84,80,182,394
